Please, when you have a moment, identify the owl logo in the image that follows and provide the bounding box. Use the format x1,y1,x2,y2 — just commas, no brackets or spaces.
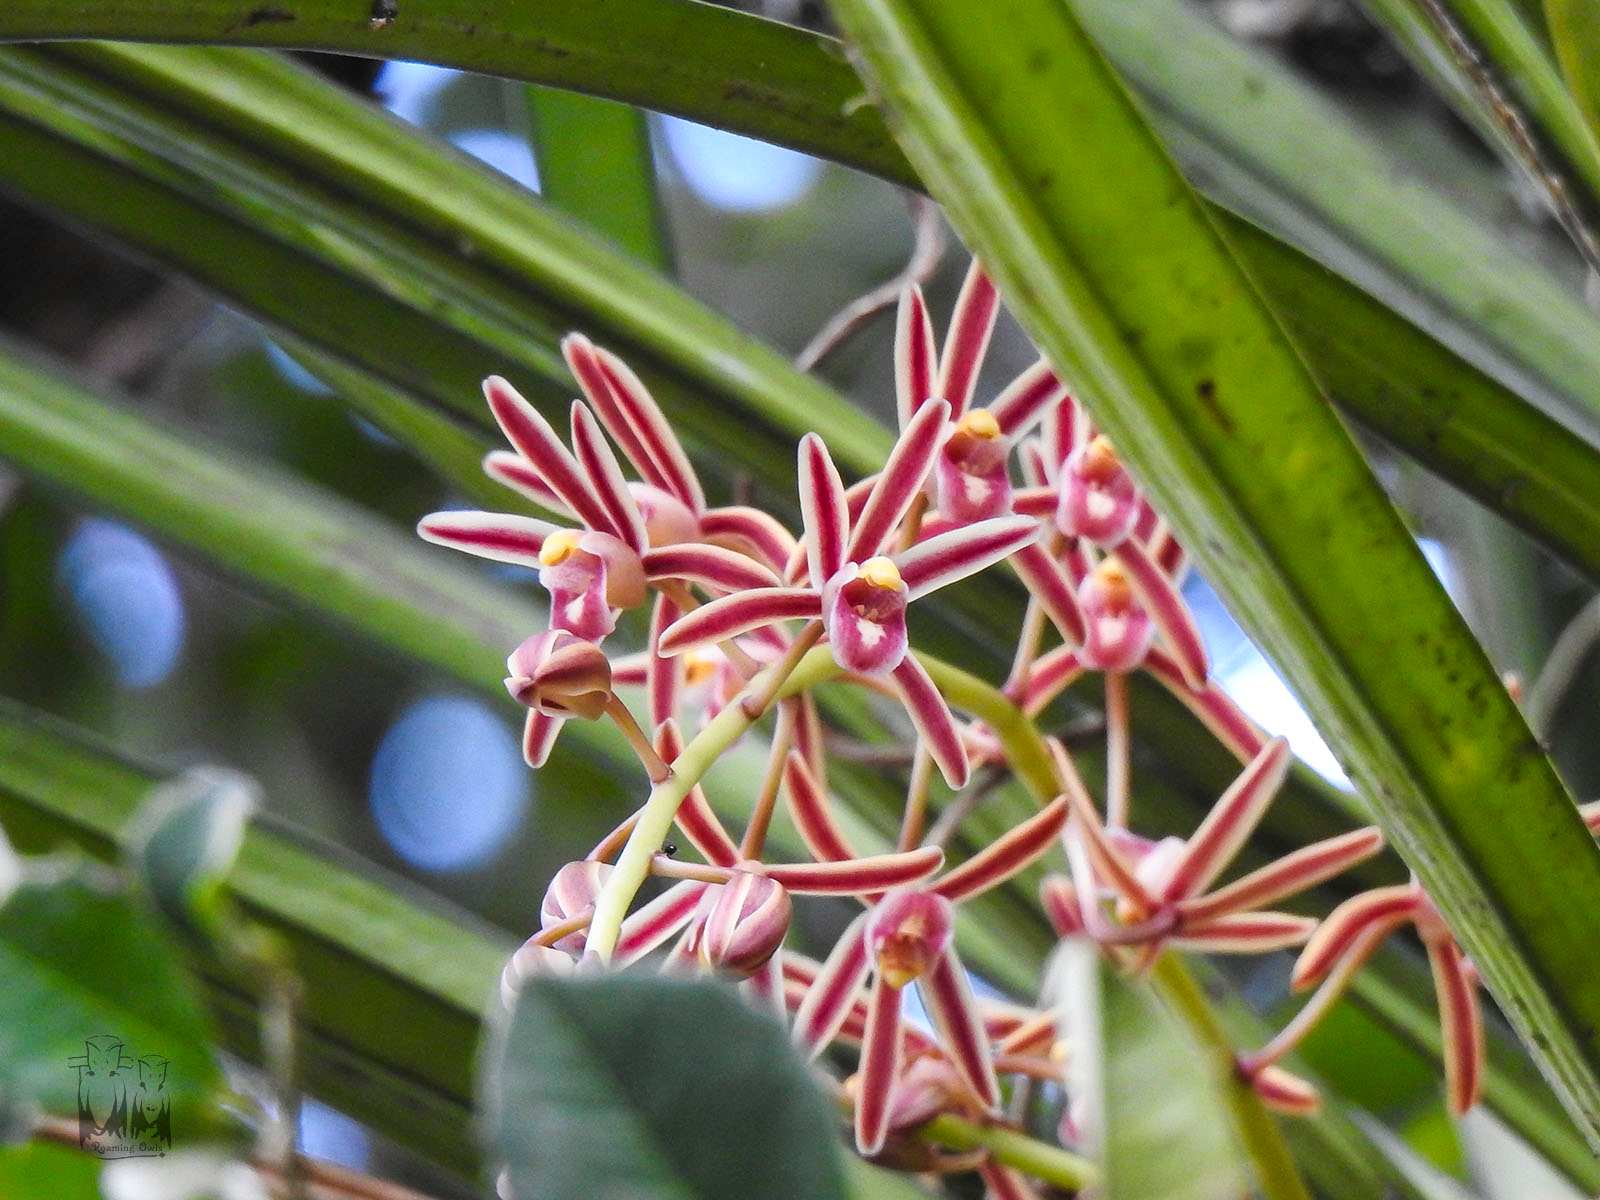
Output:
129,1054,171,1151
67,1035,130,1151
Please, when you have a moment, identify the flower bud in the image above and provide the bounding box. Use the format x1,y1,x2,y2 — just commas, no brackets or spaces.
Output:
539,860,612,953
699,871,791,976
865,888,954,987
505,631,613,720
1056,435,1139,547
500,938,576,1010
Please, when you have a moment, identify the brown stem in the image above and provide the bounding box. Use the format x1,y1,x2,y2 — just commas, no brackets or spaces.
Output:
605,694,674,783
740,620,824,719
656,580,760,678
650,855,736,884
740,701,797,859
898,746,935,851
1104,670,1131,828
532,908,594,947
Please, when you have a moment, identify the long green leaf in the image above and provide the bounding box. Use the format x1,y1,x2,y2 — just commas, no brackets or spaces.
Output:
1547,0,1600,144
827,0,1600,1153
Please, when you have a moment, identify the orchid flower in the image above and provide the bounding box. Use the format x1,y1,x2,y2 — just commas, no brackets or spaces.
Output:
783,755,1070,1153
1234,878,1484,1117
894,262,1069,526
657,405,1038,787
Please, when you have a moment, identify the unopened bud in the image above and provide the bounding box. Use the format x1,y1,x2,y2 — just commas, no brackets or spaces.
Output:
505,631,613,719
699,871,791,976
539,861,612,953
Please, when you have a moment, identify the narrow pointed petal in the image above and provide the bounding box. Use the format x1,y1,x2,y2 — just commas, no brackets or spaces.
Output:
1162,737,1291,902
849,398,951,562
891,654,970,788
1008,541,1087,646
1040,875,1085,937
1041,393,1083,476
482,451,572,516
895,285,938,428
1012,484,1056,516
522,710,565,768
654,719,739,867
614,879,710,966
921,949,1000,1108
643,543,781,592
990,359,1066,437
784,751,859,863
1253,1066,1321,1116
794,912,873,1057
896,515,1040,599
855,973,904,1155
646,593,682,727
764,845,944,894
932,795,1070,903
563,333,669,494
593,344,706,514
799,433,849,588
1174,911,1318,953
1113,537,1208,687
1428,938,1484,1115
1050,740,1157,911
1291,885,1420,990
657,588,821,656
483,376,616,537
1020,647,1084,715
937,261,1000,416
699,506,798,573
417,510,558,568
1144,648,1267,759
978,1163,1043,1200
570,402,648,553
1178,828,1385,923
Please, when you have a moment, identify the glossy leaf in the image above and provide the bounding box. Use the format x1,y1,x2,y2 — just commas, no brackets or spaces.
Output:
828,0,1600,1150
485,974,847,1200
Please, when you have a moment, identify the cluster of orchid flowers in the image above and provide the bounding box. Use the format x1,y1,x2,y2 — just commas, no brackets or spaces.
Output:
419,263,1490,1194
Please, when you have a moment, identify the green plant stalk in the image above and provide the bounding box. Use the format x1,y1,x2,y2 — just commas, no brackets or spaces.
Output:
829,0,1600,1150
1547,0,1600,145
919,1113,1099,1190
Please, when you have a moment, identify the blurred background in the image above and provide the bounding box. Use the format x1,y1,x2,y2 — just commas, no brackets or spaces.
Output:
1,1,1596,1194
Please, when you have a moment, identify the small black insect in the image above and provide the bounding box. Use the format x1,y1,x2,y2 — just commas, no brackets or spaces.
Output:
369,0,398,29
661,841,678,857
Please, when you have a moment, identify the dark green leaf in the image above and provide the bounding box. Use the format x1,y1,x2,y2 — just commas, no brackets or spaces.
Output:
1548,0,1600,145
486,974,848,1200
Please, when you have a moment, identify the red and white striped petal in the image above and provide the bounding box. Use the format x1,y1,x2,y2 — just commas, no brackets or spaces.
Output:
522,709,565,768
793,694,828,785
1040,393,1083,476
783,750,859,863
793,912,873,1058
932,795,1070,903
593,343,706,514
1009,541,1087,647
978,1163,1043,1200
483,376,617,538
891,654,970,788
699,505,797,573
1427,937,1484,1115
1040,875,1085,937
1113,536,1208,688
1173,911,1318,953
642,543,780,593
1050,740,1158,912
563,333,671,495
921,949,1000,1108
657,587,822,656
655,719,740,867
1162,737,1291,903
646,593,682,727
897,515,1040,600
989,359,1066,438
1144,647,1267,759
614,879,712,966
849,398,951,562
895,285,938,429
1020,647,1084,716
764,845,944,894
855,973,905,1155
1011,484,1056,517
799,433,849,589
937,261,1000,417
417,510,558,569
1177,828,1385,923
1291,885,1420,990
481,450,572,516
1253,1066,1321,1116
570,402,648,553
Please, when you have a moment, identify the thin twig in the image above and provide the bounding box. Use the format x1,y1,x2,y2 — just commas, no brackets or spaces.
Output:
794,193,945,372
925,764,1008,849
